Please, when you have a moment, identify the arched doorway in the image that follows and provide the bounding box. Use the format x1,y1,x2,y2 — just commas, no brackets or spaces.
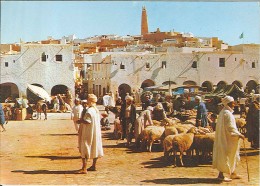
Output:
51,85,69,96
232,81,243,88
217,81,227,89
183,80,197,86
141,79,155,89
246,80,258,93
118,83,131,101
26,84,44,103
201,81,213,92
0,82,19,102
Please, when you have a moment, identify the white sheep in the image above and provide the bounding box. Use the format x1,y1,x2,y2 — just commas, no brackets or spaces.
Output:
163,134,175,160
172,127,198,167
235,117,246,134
138,126,165,152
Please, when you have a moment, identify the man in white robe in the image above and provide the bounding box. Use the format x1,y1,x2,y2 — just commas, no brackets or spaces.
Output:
77,94,104,174
212,96,245,182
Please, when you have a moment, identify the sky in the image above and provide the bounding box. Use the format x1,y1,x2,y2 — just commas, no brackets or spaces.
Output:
1,1,260,45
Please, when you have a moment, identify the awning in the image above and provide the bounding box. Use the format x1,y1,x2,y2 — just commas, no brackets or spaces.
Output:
27,84,51,102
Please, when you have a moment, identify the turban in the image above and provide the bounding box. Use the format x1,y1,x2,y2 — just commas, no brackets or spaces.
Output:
88,94,97,103
81,99,87,103
125,96,134,101
221,96,234,106
195,96,201,101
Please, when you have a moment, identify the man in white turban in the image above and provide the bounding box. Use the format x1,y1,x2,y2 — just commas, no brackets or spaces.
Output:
212,96,245,182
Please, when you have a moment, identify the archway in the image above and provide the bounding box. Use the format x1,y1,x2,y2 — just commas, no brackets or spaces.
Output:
246,80,258,93
232,80,243,88
51,84,69,96
118,83,131,101
26,83,44,103
0,82,19,102
141,79,155,89
183,80,197,86
201,81,213,92
217,81,227,89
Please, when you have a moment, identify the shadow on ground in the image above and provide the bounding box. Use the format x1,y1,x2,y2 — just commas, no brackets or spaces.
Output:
12,170,81,174
141,177,222,185
41,133,77,136
25,155,80,160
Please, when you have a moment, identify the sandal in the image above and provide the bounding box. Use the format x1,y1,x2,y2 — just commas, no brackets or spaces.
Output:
217,177,232,182
87,166,97,171
76,169,87,174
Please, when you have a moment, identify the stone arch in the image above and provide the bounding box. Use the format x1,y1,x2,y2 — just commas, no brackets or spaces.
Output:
141,79,155,89
217,81,227,89
201,81,213,92
26,83,45,103
162,80,176,85
232,80,243,88
51,84,69,96
0,82,19,102
246,80,258,94
118,83,131,101
183,80,197,86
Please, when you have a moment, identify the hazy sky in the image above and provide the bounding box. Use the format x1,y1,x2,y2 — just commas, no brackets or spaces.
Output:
1,1,260,45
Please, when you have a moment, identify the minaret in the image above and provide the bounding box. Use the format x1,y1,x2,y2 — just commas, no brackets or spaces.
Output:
141,6,148,35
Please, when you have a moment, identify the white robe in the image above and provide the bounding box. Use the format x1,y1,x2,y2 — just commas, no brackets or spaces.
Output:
134,110,153,142
78,106,104,159
212,106,241,174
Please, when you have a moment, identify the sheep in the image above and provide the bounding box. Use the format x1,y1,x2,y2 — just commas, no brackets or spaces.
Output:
164,126,178,137
163,134,175,160
137,126,165,152
175,125,189,134
192,132,215,162
172,127,198,167
152,120,161,126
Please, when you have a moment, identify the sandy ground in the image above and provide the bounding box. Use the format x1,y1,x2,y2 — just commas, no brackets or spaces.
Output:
0,106,259,185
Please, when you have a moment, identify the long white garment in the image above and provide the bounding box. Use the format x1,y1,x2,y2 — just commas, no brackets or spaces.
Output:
71,105,83,132
212,106,241,174
78,106,104,159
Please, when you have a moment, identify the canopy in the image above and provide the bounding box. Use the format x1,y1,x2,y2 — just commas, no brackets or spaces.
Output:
27,84,51,102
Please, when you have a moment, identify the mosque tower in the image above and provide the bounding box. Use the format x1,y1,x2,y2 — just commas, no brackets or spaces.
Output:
141,6,149,35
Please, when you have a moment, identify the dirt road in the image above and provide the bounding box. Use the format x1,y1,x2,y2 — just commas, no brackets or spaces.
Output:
0,110,259,185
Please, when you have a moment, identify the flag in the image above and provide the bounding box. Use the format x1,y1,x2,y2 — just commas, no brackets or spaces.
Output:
239,32,244,39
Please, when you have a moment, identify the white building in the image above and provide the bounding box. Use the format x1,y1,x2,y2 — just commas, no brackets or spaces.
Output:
84,44,259,99
0,43,75,102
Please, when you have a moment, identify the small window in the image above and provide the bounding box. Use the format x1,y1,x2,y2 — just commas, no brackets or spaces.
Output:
219,58,225,67
208,57,210,61
13,60,15,63
120,63,125,69
235,58,237,61
146,62,150,68
5,62,8,67
162,61,166,68
56,55,62,62
42,52,47,62
252,62,256,68
192,61,197,68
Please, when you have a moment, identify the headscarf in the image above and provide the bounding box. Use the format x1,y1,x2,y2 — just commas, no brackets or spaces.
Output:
221,95,234,107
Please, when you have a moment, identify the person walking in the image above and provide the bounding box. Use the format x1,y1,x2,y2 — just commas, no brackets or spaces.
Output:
0,103,6,132
246,97,260,149
212,96,245,182
77,94,103,174
71,98,83,132
195,96,208,127
120,96,136,146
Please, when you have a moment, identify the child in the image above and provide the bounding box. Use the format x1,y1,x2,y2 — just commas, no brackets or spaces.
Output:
100,113,111,130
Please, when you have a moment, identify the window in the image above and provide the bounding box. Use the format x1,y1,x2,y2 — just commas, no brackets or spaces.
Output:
208,57,210,61
162,61,166,68
219,58,225,67
5,62,8,67
13,60,15,63
252,62,256,68
146,62,150,68
56,55,62,62
41,52,47,62
235,58,237,61
192,61,197,68
120,62,125,69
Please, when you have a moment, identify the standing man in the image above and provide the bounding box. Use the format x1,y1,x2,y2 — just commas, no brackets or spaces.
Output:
71,98,83,132
77,94,103,174
120,96,136,146
195,96,208,127
213,96,245,182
